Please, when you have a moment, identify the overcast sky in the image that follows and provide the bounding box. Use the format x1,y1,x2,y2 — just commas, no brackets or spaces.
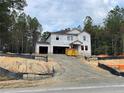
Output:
24,0,124,32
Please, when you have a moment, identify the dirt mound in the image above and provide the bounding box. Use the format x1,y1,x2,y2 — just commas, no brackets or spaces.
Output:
0,56,61,74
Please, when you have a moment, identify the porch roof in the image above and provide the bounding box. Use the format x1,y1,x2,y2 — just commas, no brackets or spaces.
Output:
70,40,83,45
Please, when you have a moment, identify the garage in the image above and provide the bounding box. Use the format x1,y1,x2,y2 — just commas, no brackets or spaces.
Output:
39,46,48,54
53,46,69,54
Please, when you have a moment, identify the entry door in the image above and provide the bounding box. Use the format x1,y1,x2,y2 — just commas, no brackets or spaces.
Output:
72,45,78,50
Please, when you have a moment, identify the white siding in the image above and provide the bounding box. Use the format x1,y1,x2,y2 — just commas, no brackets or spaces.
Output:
50,34,77,46
78,32,91,56
36,30,91,56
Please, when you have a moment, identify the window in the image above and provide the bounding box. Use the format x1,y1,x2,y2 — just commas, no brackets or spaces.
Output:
56,36,59,40
81,46,84,50
71,35,73,41
67,36,70,40
83,36,86,41
67,35,73,41
85,46,88,51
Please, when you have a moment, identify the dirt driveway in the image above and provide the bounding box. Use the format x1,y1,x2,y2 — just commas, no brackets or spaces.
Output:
0,54,122,89
49,55,116,82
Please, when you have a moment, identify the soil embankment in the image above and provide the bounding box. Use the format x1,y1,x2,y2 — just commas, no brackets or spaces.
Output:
0,56,61,79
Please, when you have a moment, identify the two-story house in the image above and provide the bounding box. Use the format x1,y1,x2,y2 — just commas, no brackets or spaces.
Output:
35,29,91,57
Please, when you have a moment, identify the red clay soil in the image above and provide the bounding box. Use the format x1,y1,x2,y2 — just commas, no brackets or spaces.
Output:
99,59,124,71
96,54,110,58
108,64,124,71
118,53,124,57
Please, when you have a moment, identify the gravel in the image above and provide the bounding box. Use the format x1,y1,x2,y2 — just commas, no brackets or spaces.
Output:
49,54,116,82
0,54,123,89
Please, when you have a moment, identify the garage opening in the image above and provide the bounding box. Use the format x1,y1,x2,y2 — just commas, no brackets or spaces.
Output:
53,46,69,54
39,46,48,54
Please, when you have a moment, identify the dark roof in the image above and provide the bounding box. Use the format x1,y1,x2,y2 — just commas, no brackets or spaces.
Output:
49,28,90,35
50,29,71,35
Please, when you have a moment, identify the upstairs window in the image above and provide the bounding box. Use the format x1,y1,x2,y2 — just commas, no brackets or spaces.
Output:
83,36,86,41
56,36,59,40
71,35,73,41
81,45,84,50
67,36,70,40
67,35,73,41
85,46,88,51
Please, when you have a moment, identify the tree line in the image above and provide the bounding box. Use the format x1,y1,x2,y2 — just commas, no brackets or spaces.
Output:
84,6,124,55
0,0,42,53
41,6,124,55
0,1,124,55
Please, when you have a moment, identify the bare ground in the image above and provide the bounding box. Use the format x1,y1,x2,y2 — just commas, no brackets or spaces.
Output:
0,55,123,88
0,56,61,74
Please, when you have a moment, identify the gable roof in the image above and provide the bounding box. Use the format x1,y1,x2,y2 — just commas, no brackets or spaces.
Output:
50,30,90,35
50,29,70,35
45,30,90,41
70,40,83,45
50,29,81,35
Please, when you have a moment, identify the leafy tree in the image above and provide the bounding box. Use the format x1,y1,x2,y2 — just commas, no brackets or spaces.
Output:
0,0,42,54
83,6,124,55
104,6,123,55
27,16,42,53
120,21,124,53
41,32,50,42
84,16,93,33
0,0,27,52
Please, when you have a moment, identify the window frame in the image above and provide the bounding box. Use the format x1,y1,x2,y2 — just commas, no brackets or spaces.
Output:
85,46,88,51
67,36,70,41
71,35,73,41
67,35,73,41
56,36,59,40
83,36,86,41
81,45,84,50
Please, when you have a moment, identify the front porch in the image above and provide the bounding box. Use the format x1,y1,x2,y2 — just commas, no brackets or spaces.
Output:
70,40,83,54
